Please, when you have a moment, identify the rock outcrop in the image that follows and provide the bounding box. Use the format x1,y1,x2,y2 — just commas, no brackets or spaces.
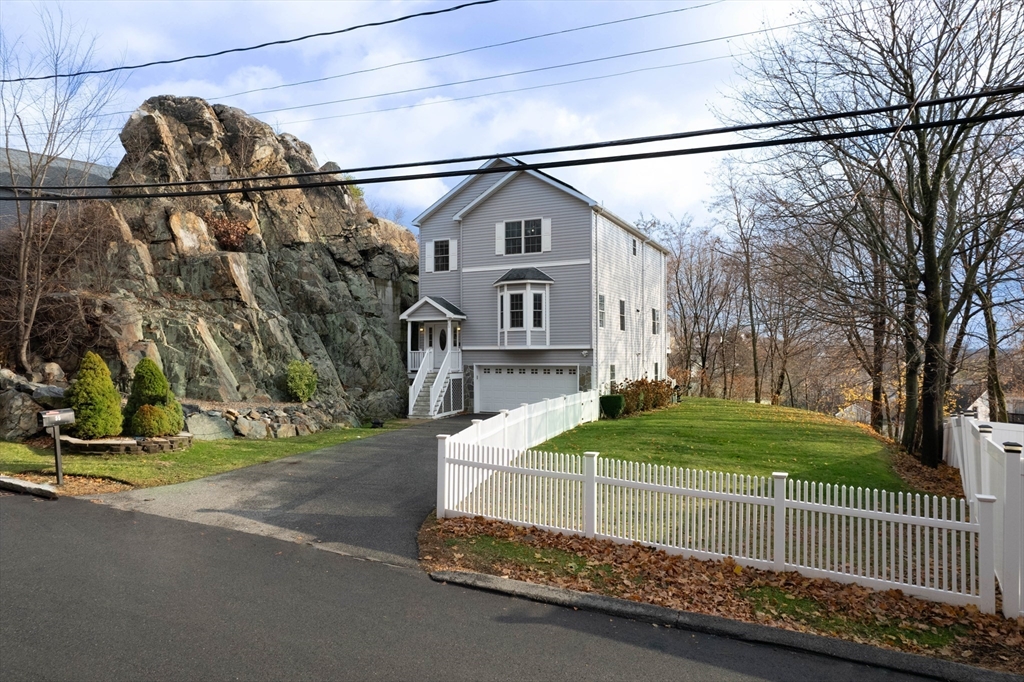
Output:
44,96,418,422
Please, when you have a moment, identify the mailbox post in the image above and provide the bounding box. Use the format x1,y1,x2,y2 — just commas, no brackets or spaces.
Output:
37,409,75,486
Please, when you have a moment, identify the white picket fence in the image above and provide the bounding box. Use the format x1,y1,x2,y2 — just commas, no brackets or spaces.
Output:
437,393,999,613
944,414,1023,619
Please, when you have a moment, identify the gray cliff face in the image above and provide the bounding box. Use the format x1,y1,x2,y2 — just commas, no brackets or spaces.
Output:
81,96,417,418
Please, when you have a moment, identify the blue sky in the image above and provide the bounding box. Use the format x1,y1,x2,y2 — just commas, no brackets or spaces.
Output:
2,0,800,228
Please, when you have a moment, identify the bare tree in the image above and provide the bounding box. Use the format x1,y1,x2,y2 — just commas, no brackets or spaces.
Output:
0,8,123,373
730,0,1024,464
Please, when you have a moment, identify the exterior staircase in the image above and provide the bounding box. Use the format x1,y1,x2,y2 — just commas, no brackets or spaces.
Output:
409,369,438,418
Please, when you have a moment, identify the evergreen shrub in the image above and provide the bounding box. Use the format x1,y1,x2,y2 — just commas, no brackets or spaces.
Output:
64,351,123,439
286,360,318,402
124,358,183,437
600,394,625,419
130,404,172,437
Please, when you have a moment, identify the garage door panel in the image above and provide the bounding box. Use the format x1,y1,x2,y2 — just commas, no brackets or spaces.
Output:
477,366,576,412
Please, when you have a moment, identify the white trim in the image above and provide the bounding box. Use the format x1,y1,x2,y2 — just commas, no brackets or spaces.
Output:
593,206,669,254
412,158,507,226
452,171,519,221
400,296,466,321
463,258,589,273
541,217,552,252
425,240,434,273
462,345,592,351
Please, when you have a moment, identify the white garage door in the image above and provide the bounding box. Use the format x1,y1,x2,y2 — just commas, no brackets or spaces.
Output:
476,365,578,412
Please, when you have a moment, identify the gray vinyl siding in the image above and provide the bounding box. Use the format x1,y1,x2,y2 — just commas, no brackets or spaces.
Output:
457,171,593,348
459,262,591,348
593,214,666,388
416,168,510,307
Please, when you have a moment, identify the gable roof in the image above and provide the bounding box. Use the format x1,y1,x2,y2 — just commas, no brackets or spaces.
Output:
399,295,466,320
411,156,668,254
493,267,555,286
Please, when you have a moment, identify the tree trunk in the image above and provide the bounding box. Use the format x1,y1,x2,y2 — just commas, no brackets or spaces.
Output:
901,285,921,453
980,290,1009,422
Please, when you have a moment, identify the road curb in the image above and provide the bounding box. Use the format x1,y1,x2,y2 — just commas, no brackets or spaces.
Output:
0,476,58,499
430,570,1021,682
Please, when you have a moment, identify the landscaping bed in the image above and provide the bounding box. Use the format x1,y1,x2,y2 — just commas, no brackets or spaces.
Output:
419,515,1023,675
540,398,927,493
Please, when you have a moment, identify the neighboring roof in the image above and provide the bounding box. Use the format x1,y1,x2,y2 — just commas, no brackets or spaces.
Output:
493,267,555,286
411,156,669,254
0,147,114,191
399,295,466,320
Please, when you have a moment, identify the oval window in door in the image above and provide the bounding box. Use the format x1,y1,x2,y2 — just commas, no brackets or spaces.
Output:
438,329,447,351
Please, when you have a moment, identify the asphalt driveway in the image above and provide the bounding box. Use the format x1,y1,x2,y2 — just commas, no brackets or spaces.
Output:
97,415,478,566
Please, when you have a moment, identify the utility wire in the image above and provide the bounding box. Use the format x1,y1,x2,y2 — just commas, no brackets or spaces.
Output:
0,0,500,84
5,109,1021,202
214,2,722,100
249,22,806,116
9,82,1021,192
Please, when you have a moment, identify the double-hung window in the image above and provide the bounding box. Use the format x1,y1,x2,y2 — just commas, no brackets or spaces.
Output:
504,221,523,255
598,295,605,327
619,300,626,331
533,292,543,329
652,308,659,334
509,293,524,328
434,240,449,272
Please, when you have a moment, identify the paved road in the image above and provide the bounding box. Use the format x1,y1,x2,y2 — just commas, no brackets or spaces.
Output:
95,416,479,567
1,493,925,681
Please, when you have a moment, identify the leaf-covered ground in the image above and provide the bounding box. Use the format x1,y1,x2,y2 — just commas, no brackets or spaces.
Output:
419,515,1023,675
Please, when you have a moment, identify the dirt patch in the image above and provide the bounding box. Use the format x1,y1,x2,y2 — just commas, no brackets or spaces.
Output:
420,515,1023,675
0,471,133,496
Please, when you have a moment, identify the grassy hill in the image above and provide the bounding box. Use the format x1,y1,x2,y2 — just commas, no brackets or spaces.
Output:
538,398,910,492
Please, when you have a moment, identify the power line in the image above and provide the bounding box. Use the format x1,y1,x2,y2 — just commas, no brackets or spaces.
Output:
249,22,806,116
0,0,500,84
6,109,1021,202
213,2,722,101
275,53,740,126
9,82,1021,192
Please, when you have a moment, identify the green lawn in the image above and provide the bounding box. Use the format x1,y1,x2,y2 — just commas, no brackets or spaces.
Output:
538,398,910,492
0,422,406,488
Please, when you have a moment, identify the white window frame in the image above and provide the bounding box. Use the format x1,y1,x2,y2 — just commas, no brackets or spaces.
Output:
508,292,525,329
610,364,616,382
652,308,659,335
598,294,605,328
495,217,551,255
619,299,626,331
425,238,457,273
496,282,550,347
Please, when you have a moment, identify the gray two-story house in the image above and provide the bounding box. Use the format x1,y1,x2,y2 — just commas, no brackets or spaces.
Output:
400,157,668,417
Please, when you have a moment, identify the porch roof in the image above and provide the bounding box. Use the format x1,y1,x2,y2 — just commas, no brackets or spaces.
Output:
399,295,466,321
493,267,555,286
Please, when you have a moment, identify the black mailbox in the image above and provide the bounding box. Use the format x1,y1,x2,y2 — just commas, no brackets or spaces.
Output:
38,408,75,429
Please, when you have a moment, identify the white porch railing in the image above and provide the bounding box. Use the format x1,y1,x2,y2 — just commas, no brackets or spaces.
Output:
408,347,433,416
429,349,453,415
409,350,428,372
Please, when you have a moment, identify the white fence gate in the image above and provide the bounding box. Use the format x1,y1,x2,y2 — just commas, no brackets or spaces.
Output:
437,394,1000,614
944,414,1023,619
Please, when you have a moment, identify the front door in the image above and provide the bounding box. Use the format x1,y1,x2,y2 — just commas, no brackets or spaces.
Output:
427,323,448,369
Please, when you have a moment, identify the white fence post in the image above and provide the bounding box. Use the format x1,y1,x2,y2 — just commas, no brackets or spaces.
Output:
773,472,788,572
472,418,482,442
584,451,599,538
436,434,450,519
521,403,530,449
978,424,993,496
1003,442,1023,618
976,494,997,614
500,410,509,450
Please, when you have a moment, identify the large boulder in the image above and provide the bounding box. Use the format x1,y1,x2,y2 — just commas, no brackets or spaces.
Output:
184,413,235,441
31,385,65,409
0,390,44,442
14,95,419,423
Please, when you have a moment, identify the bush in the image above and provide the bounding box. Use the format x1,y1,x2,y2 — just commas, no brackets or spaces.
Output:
124,358,183,437
286,360,318,402
600,394,625,419
64,351,123,439
130,404,173,437
612,378,674,415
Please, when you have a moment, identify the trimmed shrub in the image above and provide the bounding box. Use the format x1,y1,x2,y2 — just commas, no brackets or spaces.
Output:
64,351,123,439
130,404,172,437
600,394,625,419
124,358,183,437
286,360,318,402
